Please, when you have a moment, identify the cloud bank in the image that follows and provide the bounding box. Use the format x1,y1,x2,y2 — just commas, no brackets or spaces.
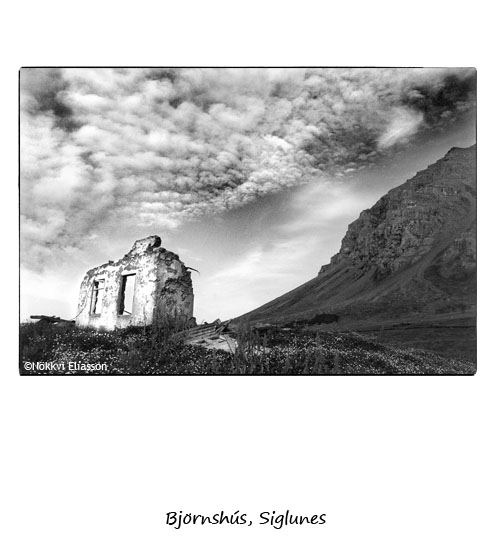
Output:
20,67,475,271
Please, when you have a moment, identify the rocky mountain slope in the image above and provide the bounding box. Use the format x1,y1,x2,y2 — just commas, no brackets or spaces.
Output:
240,145,476,346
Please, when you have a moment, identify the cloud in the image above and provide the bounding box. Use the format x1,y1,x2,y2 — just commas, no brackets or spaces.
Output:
378,107,424,149
195,176,381,321
20,67,476,272
199,237,320,321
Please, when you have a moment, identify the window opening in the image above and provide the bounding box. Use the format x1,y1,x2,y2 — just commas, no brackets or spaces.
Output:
91,278,105,315
118,274,136,315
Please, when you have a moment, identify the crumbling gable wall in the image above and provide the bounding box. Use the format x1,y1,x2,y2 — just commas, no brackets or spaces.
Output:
76,236,194,330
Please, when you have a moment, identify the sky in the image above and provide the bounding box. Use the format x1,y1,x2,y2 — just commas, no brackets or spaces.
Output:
20,67,476,323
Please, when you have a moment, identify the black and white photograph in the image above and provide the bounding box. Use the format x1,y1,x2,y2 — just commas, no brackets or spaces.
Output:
4,4,496,551
19,67,476,375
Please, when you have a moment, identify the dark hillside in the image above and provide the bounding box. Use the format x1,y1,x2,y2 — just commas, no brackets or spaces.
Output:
239,146,476,360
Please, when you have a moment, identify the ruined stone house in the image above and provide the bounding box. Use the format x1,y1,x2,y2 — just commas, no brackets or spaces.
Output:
76,236,194,330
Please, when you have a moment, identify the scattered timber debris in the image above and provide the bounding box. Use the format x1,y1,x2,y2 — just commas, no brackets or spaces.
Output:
173,319,238,353
30,315,76,326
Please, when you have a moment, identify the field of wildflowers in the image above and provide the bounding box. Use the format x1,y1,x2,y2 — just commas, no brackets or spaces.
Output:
19,322,476,375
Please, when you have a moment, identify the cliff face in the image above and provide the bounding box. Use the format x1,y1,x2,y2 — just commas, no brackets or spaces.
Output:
241,145,476,325
319,145,476,279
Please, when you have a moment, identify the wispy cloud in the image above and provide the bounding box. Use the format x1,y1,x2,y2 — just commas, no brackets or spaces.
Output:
20,67,476,272
378,107,424,149
195,176,377,320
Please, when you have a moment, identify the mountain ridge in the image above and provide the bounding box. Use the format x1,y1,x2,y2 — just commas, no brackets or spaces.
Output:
239,144,476,336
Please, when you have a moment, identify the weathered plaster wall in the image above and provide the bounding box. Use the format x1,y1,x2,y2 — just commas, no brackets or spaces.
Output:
154,249,194,323
76,236,194,330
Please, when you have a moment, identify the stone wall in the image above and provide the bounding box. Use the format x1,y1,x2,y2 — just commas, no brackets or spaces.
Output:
76,236,194,330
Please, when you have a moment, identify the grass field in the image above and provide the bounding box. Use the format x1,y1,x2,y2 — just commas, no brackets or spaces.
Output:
335,314,476,362
19,322,476,375
356,324,476,362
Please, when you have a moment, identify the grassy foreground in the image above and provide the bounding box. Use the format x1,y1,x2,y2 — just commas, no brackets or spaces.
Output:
19,322,476,375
